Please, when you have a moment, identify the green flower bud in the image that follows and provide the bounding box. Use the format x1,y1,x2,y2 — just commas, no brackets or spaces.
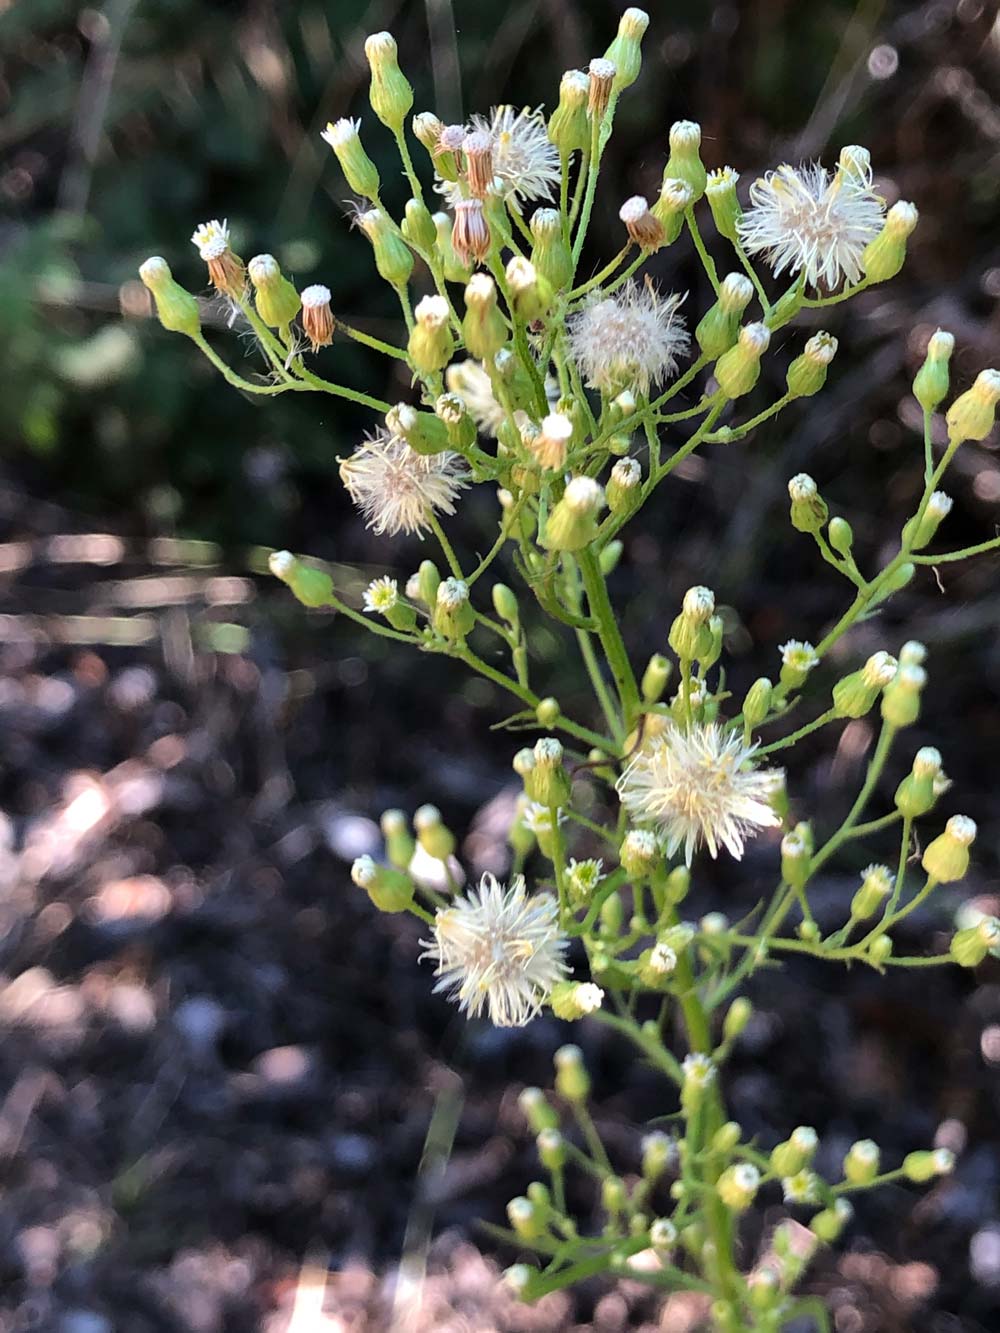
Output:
459,274,504,360
412,111,445,162
506,256,552,323
413,803,455,861
770,1128,817,1178
711,1121,742,1154
416,559,440,609
913,329,955,413
529,207,573,290
139,257,201,338
742,677,773,730
433,577,475,641
902,1149,954,1183
548,69,590,158
880,662,926,728
851,863,892,921
788,472,829,533
828,516,854,556
637,939,678,986
781,829,811,890
786,331,838,398
358,208,414,287
386,402,450,456
518,1086,558,1133
537,1126,566,1170
695,273,754,357
607,456,642,516
832,650,898,718
380,808,415,870
869,934,893,965
507,1196,546,1240
364,31,413,131
903,491,953,551
723,997,752,1044
503,1264,536,1298
894,745,942,817
408,295,454,373
400,196,437,252
268,550,334,607
642,1132,675,1181
603,7,649,90
536,696,561,728
664,120,707,202
649,1218,679,1255
620,829,659,880
747,1268,780,1313
350,854,414,912
705,167,742,241
599,539,624,575
541,477,605,552
549,980,604,1020
526,736,571,808
922,814,976,883
492,583,519,626
680,1052,716,1115
666,865,691,904
811,1199,853,1243
650,177,692,245
714,322,770,398
602,1175,628,1214
861,201,918,283
554,1043,590,1103
432,211,471,282
951,915,1000,967
321,117,381,200
668,585,716,661
717,1163,760,1213
843,1139,880,1185
642,653,672,703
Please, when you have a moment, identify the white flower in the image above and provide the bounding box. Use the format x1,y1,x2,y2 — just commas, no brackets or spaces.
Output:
363,576,398,613
445,359,508,436
567,280,689,395
616,722,780,864
737,159,885,289
779,639,820,674
421,873,569,1027
191,218,231,260
339,430,468,537
521,802,565,835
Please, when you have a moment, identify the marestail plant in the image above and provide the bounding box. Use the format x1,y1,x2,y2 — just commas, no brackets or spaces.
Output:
138,11,1000,1329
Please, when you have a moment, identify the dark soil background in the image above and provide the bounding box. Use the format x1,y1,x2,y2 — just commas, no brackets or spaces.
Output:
2,2,1000,1330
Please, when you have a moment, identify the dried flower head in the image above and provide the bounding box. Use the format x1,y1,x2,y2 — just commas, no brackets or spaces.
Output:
445,359,508,436
737,159,885,289
617,722,781,864
191,218,246,299
473,106,560,205
339,429,468,536
421,873,569,1026
568,280,689,394
452,198,491,266
300,284,334,349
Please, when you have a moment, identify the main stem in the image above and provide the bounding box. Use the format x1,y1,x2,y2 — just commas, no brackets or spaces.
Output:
577,547,640,734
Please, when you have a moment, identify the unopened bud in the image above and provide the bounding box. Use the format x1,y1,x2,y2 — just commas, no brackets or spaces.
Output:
548,70,590,157
603,7,649,91
922,814,976,883
139,256,201,338
946,368,1000,445
664,119,707,202
788,473,828,533
786,331,837,397
903,490,953,551
268,550,334,608
715,322,770,398
705,166,742,240
851,864,892,921
913,329,955,413
350,854,414,912
862,201,918,283
542,476,605,552
358,208,415,287
554,1043,590,1102
364,31,413,131
880,662,926,728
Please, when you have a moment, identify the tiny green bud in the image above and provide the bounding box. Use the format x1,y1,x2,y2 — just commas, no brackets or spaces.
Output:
408,295,455,374
881,662,926,728
507,1196,546,1240
642,1132,675,1181
364,31,413,131
913,329,955,413
902,1148,954,1183
603,7,649,90
642,653,672,703
537,1126,566,1169
649,1217,678,1253
668,585,716,661
321,117,381,199
869,934,893,965
599,539,624,575
536,696,561,728
380,808,415,870
433,577,474,641
861,200,918,283
717,1163,760,1212
549,981,604,1021
843,1139,880,1185
922,814,976,883
742,677,773,730
548,69,590,158
711,1122,742,1154
951,915,1000,967
832,650,898,718
680,1052,716,1115
620,828,660,880
695,272,754,357
526,736,571,808
781,829,811,890
554,1043,590,1102
894,745,942,817
602,1175,628,1215
714,322,770,398
413,803,455,861
401,196,437,251
461,273,506,360
851,863,892,921
650,177,693,244
492,583,520,626
723,997,752,1044
529,208,574,290
664,119,707,202
357,208,415,287
519,1086,558,1133
503,1264,535,1297
788,473,829,533
903,490,953,551
541,476,605,552
506,255,552,322
607,456,642,516
786,331,838,398
350,854,414,912
705,167,742,241
828,515,855,556
811,1199,853,1243
139,257,201,338
416,559,441,609
268,550,334,608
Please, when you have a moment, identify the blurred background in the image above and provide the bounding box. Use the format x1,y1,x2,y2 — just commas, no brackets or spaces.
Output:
2,1,1000,1329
